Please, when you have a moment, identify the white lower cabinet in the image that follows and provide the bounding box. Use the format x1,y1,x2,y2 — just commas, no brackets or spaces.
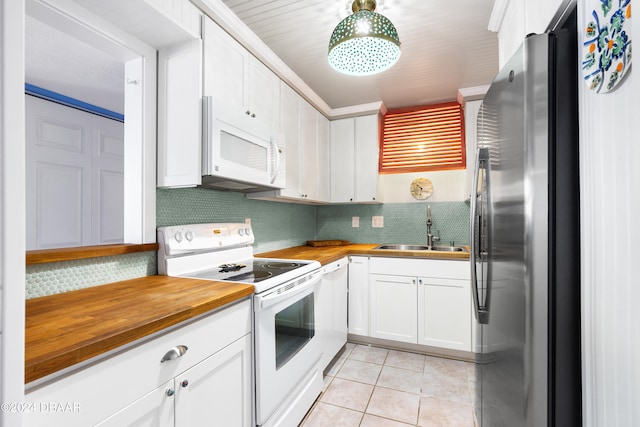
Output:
367,258,472,352
95,380,174,427
347,256,370,336
317,257,349,370
418,276,471,351
96,334,252,427
25,299,253,427
370,274,418,343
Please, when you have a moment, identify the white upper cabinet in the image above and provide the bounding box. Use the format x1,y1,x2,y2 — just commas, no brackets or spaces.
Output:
298,101,319,200
330,114,380,203
278,82,302,199
464,99,483,198
316,112,331,202
202,16,280,133
248,59,281,132
202,16,246,110
249,82,330,204
354,114,380,202
298,102,330,202
157,38,203,188
330,118,355,202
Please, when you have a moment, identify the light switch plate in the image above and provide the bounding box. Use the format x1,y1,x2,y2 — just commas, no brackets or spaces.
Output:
352,216,360,228
372,216,384,228
245,218,251,225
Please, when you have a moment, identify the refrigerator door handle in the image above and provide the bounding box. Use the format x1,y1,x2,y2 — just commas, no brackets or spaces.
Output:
470,147,490,324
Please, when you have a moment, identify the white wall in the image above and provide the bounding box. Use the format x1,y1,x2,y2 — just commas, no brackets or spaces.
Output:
577,0,639,424
1,0,26,426
491,0,569,67
378,170,467,203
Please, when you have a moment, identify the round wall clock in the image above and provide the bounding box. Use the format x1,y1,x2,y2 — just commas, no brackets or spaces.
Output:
582,0,632,93
410,178,433,200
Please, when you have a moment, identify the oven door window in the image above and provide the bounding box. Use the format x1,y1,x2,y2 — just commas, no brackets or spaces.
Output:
275,293,315,370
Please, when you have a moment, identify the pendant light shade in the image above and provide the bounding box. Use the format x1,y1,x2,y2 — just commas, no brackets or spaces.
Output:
328,0,401,76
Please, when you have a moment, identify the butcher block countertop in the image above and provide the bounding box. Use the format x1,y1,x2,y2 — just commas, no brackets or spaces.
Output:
25,276,253,384
257,243,470,266
25,243,467,384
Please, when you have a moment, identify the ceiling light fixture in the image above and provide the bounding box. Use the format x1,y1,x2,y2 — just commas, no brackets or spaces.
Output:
328,0,401,76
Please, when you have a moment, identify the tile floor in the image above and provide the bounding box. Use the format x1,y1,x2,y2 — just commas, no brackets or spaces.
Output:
300,343,477,427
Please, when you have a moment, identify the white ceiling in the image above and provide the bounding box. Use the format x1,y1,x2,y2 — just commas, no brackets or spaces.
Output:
24,0,500,114
221,0,499,109
25,15,125,114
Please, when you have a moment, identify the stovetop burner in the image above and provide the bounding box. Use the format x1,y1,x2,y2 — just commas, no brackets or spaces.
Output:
226,270,273,282
262,262,304,269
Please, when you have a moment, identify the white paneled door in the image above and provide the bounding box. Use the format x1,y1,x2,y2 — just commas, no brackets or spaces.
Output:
25,95,124,249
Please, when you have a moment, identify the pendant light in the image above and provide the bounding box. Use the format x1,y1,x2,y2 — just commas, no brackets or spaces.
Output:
328,0,401,76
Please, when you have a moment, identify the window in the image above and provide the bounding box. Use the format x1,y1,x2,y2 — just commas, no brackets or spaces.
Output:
379,102,466,173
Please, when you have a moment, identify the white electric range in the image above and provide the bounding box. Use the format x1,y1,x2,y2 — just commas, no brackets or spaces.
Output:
157,223,324,427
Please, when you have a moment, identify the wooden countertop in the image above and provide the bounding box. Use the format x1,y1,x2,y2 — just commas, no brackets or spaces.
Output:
257,243,470,266
25,243,467,384
25,276,254,384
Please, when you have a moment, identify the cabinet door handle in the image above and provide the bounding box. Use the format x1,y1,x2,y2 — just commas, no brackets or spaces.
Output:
160,345,188,363
418,279,423,286
181,379,189,388
166,388,175,397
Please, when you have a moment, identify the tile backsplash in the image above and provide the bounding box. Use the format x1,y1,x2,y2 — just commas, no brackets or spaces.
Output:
316,201,470,246
156,188,318,253
26,189,469,298
26,251,157,298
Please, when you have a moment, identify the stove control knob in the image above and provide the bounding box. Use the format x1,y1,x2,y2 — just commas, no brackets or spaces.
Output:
185,231,194,241
174,231,183,243
245,228,251,236
238,228,245,236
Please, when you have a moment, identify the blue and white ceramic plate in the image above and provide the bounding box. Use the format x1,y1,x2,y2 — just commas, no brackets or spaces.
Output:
582,0,632,93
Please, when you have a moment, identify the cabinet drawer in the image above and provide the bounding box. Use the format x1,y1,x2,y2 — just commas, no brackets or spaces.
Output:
24,298,252,427
369,257,469,279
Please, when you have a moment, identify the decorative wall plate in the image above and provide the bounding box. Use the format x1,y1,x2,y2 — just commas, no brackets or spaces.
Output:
582,0,632,93
410,177,433,200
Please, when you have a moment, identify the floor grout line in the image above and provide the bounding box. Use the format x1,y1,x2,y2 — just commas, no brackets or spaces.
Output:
302,343,476,426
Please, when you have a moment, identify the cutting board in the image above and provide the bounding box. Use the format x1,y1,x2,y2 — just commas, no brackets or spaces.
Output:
306,240,350,247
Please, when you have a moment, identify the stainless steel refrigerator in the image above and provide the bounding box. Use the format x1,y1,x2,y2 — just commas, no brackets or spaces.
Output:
470,7,582,427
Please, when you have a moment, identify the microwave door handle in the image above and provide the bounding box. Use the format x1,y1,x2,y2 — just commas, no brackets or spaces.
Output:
471,147,489,324
270,137,280,184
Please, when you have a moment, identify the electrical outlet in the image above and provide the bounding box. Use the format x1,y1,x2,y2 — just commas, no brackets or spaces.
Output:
245,218,251,225
352,216,360,228
372,216,384,228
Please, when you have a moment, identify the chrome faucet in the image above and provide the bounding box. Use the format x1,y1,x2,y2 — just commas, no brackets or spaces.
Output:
426,205,440,248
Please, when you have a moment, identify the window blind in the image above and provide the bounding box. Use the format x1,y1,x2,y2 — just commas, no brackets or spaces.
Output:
380,102,466,173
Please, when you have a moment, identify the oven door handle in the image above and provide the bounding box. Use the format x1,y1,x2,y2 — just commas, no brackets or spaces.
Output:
255,270,322,311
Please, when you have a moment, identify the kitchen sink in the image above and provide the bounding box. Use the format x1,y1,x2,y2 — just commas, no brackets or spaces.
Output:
374,244,468,253
430,245,468,252
374,244,431,251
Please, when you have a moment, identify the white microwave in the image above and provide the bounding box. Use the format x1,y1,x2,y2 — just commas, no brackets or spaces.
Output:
201,96,285,192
